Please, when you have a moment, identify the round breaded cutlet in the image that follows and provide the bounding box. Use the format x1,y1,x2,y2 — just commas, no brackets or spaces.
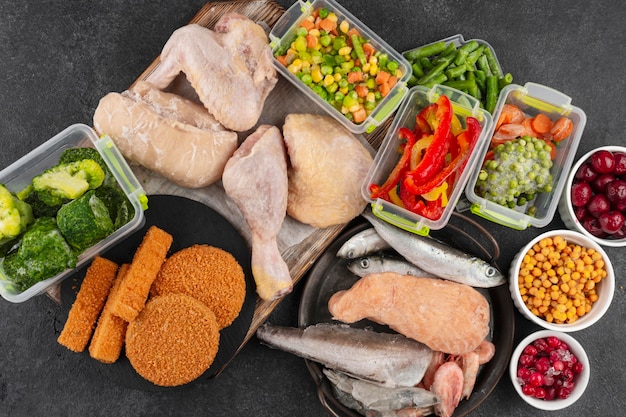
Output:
125,293,220,387
151,244,246,329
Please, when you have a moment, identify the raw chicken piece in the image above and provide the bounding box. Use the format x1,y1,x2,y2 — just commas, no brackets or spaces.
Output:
328,272,490,355
430,361,464,417
93,81,238,188
222,125,291,300
283,114,373,228
146,14,277,132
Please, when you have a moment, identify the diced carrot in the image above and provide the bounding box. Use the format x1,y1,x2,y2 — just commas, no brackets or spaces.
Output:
347,27,360,38
380,82,391,97
531,113,553,134
362,42,376,60
318,17,337,32
355,84,369,98
387,75,398,89
496,104,525,130
550,117,574,142
375,70,391,85
352,107,367,123
276,55,288,67
305,34,318,48
347,71,363,83
299,19,315,32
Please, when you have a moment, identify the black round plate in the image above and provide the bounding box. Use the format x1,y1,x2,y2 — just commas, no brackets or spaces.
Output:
298,213,515,417
60,194,256,392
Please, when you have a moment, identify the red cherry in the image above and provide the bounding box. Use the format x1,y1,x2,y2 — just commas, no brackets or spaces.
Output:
598,210,625,234
591,150,615,174
575,162,599,182
587,194,611,218
574,206,588,220
571,181,593,207
612,222,626,239
606,179,626,205
591,174,615,193
614,152,626,175
582,216,608,238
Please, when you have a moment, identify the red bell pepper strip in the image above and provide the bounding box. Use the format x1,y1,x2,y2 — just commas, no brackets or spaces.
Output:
404,95,453,187
399,184,445,220
369,127,417,199
403,116,482,196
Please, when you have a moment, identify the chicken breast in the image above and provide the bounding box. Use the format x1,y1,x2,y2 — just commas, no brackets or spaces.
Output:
146,14,277,132
93,81,238,189
328,272,490,355
283,114,373,228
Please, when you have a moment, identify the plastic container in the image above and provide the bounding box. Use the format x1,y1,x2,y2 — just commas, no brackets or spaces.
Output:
465,82,586,230
558,145,626,247
268,0,412,134
362,84,494,235
509,229,614,332
0,123,147,303
509,330,590,410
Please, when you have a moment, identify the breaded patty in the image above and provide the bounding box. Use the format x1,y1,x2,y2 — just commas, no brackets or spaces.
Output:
150,244,245,329
109,225,173,322
58,256,119,352
125,293,220,387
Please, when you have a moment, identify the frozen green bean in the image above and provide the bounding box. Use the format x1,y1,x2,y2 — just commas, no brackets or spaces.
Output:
405,41,447,61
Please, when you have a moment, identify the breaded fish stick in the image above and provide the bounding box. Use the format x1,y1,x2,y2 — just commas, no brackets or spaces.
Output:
89,263,130,364
109,226,173,322
58,256,119,352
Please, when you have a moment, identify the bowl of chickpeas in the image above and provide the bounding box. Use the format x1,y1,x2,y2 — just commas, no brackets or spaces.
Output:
509,229,615,332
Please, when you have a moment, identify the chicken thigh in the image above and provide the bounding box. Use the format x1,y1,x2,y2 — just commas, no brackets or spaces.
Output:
146,14,278,132
222,125,292,301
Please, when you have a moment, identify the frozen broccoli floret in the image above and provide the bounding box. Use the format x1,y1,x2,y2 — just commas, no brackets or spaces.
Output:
31,159,105,206
94,185,135,229
59,147,115,186
0,184,34,243
56,190,114,252
17,184,64,218
1,217,77,292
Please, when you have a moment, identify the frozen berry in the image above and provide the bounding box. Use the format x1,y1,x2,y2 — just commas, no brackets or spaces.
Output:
591,150,615,174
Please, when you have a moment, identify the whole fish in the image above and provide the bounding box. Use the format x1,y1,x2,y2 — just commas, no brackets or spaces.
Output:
348,255,438,279
256,323,434,388
362,210,504,288
324,369,439,415
336,227,391,259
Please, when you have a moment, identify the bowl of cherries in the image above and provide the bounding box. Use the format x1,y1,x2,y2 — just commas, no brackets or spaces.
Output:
510,330,590,410
559,146,626,247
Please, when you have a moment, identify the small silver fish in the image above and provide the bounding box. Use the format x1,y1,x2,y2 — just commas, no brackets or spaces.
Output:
362,210,504,288
256,323,433,388
348,255,438,279
324,369,439,415
336,227,391,259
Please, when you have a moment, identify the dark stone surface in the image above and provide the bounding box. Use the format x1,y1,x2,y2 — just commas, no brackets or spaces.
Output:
1,1,624,416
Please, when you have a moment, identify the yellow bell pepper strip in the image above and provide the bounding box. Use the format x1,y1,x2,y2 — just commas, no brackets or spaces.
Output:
404,95,453,187
369,127,417,200
403,116,482,196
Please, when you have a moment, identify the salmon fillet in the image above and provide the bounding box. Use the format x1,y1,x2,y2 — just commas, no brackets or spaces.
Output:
328,272,490,355
109,226,173,322
58,256,119,352
88,263,130,364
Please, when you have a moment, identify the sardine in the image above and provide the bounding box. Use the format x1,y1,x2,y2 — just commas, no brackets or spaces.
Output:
336,227,391,259
348,255,438,279
362,210,504,288
324,369,439,414
256,323,433,388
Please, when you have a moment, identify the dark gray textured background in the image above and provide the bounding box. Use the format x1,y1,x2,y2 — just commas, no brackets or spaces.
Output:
1,1,624,416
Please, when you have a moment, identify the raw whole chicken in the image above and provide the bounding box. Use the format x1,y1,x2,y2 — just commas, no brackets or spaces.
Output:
222,125,292,301
146,13,278,132
282,114,373,228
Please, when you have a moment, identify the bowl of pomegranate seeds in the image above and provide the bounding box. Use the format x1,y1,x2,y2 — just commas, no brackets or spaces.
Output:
509,330,590,410
559,145,626,247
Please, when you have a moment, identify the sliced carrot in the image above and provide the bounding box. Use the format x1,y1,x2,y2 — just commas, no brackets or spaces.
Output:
380,82,391,97
347,71,363,84
375,70,391,85
318,17,337,32
531,113,553,134
352,107,367,123
496,104,525,130
355,84,369,98
299,19,315,32
550,117,574,142
521,118,539,137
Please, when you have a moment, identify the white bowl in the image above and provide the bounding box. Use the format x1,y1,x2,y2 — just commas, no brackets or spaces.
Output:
509,229,615,332
509,330,590,410
558,145,626,247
